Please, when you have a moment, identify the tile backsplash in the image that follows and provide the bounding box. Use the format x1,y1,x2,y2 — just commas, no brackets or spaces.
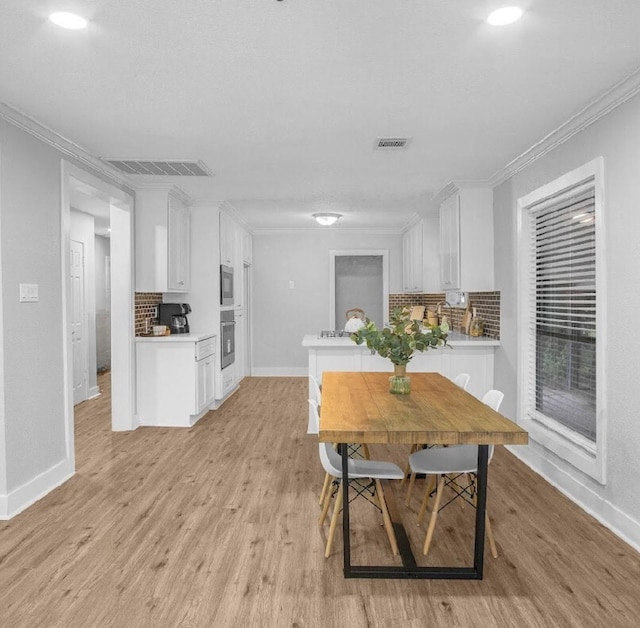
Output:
388,291,500,339
134,292,163,335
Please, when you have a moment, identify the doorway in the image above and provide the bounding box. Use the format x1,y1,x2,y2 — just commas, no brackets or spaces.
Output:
329,250,389,329
70,239,87,404
61,161,135,453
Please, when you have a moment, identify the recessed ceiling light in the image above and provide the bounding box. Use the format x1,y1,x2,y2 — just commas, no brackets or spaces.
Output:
487,6,523,26
313,213,342,226
49,12,88,30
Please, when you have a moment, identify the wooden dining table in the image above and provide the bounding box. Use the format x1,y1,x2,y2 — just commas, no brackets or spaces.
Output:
319,371,529,580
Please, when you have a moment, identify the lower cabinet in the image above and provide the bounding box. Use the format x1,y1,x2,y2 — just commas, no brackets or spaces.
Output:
136,334,216,427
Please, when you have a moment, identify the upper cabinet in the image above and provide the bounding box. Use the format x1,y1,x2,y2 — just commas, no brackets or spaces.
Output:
219,210,235,267
439,187,494,292
402,221,423,292
242,229,252,265
136,187,190,293
439,194,460,290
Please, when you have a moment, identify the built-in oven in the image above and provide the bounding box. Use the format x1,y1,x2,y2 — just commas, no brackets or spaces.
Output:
221,309,235,369
220,264,234,306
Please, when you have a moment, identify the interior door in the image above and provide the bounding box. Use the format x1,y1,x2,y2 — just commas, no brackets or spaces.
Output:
70,239,87,404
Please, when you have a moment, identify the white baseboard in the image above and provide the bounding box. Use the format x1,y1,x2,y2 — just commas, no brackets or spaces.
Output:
250,367,307,377
506,444,640,553
0,457,74,520
87,386,101,400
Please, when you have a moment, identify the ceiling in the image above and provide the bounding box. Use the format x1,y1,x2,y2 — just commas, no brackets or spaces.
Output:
2,1,640,231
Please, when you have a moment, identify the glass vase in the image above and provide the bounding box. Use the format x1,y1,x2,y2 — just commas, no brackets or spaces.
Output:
389,364,411,394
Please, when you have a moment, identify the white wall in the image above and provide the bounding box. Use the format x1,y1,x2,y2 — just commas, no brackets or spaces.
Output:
252,230,402,374
494,92,640,549
0,117,129,517
0,119,68,504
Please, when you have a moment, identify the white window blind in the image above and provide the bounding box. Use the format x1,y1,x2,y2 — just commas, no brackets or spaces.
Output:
526,183,597,442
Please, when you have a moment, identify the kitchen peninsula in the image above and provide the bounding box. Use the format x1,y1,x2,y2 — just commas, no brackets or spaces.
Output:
302,331,499,399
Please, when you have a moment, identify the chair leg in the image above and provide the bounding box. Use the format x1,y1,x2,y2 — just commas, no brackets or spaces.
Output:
405,470,417,505
417,475,436,525
361,443,371,460
486,513,498,558
319,472,331,507
325,481,343,558
374,479,399,556
401,444,418,486
318,480,335,525
423,475,445,556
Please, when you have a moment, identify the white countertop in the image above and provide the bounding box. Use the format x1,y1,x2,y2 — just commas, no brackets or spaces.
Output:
302,331,499,348
136,331,217,343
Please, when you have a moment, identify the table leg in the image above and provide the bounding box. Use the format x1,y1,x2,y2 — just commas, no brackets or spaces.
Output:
340,443,351,577
338,441,488,580
473,444,489,579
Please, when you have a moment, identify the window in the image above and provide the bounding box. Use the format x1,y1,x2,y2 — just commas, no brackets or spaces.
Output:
518,158,606,483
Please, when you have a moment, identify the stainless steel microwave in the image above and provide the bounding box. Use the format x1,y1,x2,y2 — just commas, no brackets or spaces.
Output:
220,264,234,305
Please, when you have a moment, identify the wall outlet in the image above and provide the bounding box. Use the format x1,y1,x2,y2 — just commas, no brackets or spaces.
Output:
288,280,295,289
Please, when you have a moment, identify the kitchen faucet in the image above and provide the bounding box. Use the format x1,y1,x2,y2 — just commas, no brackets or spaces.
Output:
436,301,452,327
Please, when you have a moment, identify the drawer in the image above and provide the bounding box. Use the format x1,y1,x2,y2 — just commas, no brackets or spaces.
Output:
195,337,216,361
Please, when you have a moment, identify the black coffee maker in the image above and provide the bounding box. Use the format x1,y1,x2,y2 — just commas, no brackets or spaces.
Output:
158,303,191,334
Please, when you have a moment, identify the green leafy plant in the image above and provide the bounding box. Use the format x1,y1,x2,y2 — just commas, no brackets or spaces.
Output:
350,307,448,366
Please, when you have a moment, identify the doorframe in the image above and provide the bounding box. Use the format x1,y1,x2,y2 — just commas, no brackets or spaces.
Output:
329,250,389,330
61,162,136,449
243,262,252,376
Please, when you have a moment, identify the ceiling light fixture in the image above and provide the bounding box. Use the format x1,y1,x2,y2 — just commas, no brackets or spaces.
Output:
313,212,342,226
487,6,523,26
49,12,88,30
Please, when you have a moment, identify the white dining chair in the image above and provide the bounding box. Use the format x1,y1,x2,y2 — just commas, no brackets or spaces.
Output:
402,373,472,492
308,401,404,558
452,372,471,391
407,389,504,557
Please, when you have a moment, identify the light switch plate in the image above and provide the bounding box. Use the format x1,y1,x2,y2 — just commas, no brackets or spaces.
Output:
19,283,39,302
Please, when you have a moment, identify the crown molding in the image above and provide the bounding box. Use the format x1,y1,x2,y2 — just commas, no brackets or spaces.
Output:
0,101,130,188
132,181,192,204
488,66,640,187
218,200,254,233
250,226,403,236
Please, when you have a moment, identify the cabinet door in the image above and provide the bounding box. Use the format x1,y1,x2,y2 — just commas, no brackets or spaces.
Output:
204,357,215,404
440,194,460,290
167,196,190,292
242,231,252,265
196,359,207,412
219,211,235,266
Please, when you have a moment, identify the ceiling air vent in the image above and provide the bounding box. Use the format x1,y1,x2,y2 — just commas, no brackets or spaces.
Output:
375,137,411,149
103,159,213,177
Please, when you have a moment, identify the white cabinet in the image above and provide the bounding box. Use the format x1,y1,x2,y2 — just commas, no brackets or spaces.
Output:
439,187,494,291
135,187,190,293
196,351,216,413
242,230,252,265
136,334,216,427
219,211,236,267
167,195,190,292
439,194,461,290
402,221,423,292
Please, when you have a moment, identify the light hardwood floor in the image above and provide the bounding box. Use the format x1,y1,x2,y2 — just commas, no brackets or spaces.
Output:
1,373,639,627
